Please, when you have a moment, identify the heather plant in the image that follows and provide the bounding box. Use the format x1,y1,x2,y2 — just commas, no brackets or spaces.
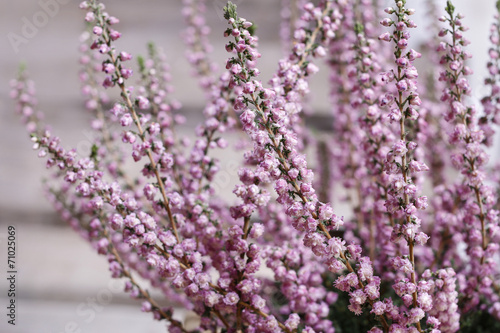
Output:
10,0,500,332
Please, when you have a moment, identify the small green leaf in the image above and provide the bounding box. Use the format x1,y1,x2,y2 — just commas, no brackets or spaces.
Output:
147,42,156,58
354,22,364,34
446,0,455,15
90,144,99,159
247,21,257,36
19,62,27,74
223,1,238,20
137,55,145,73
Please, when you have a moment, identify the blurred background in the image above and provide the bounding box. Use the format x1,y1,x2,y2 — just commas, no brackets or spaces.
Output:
0,0,496,332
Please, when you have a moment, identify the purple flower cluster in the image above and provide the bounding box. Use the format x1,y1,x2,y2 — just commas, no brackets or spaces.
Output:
378,4,429,330
10,0,500,332
435,1,500,317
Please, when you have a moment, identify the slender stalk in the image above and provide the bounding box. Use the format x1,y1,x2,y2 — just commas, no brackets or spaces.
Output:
395,30,423,333
446,3,488,267
93,3,181,244
105,230,188,332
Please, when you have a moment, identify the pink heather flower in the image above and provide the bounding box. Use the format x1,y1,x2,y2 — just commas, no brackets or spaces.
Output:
405,66,418,78
248,223,264,238
418,292,433,311
141,301,152,312
79,2,90,10
124,213,140,228
392,140,408,156
408,161,429,173
141,214,156,230
414,232,430,245
371,301,386,316
398,38,408,49
392,257,413,274
107,16,119,25
109,214,123,230
96,238,109,255
103,63,115,74
203,291,219,307
119,51,132,61
368,328,383,333
409,308,425,324
449,60,461,71
350,289,367,305
347,244,362,260
364,282,380,300
314,45,326,58
384,7,395,14
93,26,103,35
230,63,242,74
120,113,133,127
76,182,91,196
379,32,391,42
137,96,150,110
109,29,122,41
380,18,393,27
318,204,334,220
427,316,440,328
451,101,466,116
345,272,359,288
285,313,300,330
327,237,346,257
121,68,133,79
348,302,363,315
407,49,422,60
407,20,417,28
251,294,266,309
306,63,319,74
456,77,470,91
404,184,417,196
395,21,406,31
142,231,157,245
84,12,95,22
99,44,110,54
396,79,408,91
223,292,239,306
328,258,346,273
110,103,125,116
158,231,176,247
410,95,421,106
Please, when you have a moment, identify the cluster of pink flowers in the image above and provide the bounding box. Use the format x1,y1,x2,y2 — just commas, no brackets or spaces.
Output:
10,0,500,332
